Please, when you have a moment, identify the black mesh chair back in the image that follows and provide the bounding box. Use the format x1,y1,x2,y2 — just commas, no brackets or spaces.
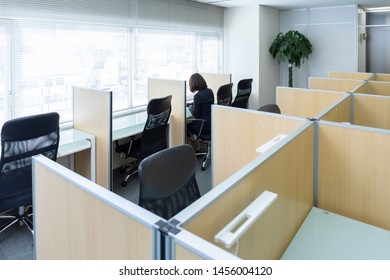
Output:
140,95,172,160
231,78,253,108
258,104,281,114
138,144,201,220
0,112,60,234
217,83,233,106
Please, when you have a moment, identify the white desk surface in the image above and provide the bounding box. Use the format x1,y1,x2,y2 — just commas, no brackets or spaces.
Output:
112,111,147,141
58,128,95,157
281,207,390,260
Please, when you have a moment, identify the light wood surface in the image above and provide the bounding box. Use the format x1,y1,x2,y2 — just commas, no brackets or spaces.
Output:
200,72,231,103
183,125,314,259
328,71,373,80
73,86,112,189
33,158,155,259
148,78,186,147
354,95,390,130
366,81,390,96
317,123,390,230
213,106,306,186
277,87,347,119
319,95,351,123
174,244,204,260
373,73,390,82
309,77,363,92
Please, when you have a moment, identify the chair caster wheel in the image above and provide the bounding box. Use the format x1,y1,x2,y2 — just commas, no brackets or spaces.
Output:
121,181,128,187
201,166,206,171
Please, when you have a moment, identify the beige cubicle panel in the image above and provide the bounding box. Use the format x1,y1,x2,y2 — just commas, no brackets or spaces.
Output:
148,78,186,147
212,105,307,186
73,86,112,189
317,94,351,123
365,81,390,96
353,94,390,130
277,87,348,119
308,77,364,93
33,155,162,260
317,122,390,230
171,122,314,259
328,71,373,80
199,72,231,102
372,73,390,82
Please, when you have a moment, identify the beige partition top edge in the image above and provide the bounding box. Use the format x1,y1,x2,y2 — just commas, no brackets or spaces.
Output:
317,123,390,230
277,86,348,119
148,78,186,147
73,86,112,189
328,71,373,80
212,105,306,186
33,155,158,260
308,77,365,93
182,123,314,259
373,73,390,82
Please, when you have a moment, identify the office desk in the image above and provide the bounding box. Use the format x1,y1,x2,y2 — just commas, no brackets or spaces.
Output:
58,128,96,182
282,207,390,260
112,111,147,141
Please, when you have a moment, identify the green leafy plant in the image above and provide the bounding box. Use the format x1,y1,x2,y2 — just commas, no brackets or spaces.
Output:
269,30,313,87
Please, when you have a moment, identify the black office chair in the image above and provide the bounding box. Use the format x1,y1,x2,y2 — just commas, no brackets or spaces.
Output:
138,144,201,220
0,112,60,235
258,104,281,114
186,117,211,171
217,83,233,106
115,95,172,187
231,78,253,109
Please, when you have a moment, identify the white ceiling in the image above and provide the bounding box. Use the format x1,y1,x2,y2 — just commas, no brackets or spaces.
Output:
194,0,390,10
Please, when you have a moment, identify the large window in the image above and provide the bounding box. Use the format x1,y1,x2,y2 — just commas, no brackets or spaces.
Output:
0,1,224,128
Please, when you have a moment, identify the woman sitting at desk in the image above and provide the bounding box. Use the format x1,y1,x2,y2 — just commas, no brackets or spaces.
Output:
187,73,214,140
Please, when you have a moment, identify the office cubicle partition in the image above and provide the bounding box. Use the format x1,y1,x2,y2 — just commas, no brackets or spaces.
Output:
371,73,390,82
316,94,351,123
353,94,390,130
317,121,390,230
328,71,374,80
33,155,163,260
276,87,348,119
199,72,231,102
73,86,112,190
169,122,314,259
308,77,364,93
212,105,307,186
364,80,390,96
148,78,186,147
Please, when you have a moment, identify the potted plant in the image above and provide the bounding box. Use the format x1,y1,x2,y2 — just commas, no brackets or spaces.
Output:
269,30,313,87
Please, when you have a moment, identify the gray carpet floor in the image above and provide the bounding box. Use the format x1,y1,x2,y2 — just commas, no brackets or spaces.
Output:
0,155,212,260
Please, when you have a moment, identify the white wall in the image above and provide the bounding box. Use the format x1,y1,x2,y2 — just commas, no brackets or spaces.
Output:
259,5,280,105
280,5,359,86
224,6,259,109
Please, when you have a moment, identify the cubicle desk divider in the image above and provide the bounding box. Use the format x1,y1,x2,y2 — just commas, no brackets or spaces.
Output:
328,71,374,80
148,78,186,147
353,94,390,130
73,86,112,190
33,155,163,260
364,80,390,96
169,122,314,259
212,105,307,186
308,77,364,93
316,94,351,123
276,87,348,119
371,73,390,82
317,121,390,230
200,72,231,102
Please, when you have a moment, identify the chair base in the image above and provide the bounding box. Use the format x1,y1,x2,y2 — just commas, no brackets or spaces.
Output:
121,165,139,187
195,140,211,171
0,206,34,235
